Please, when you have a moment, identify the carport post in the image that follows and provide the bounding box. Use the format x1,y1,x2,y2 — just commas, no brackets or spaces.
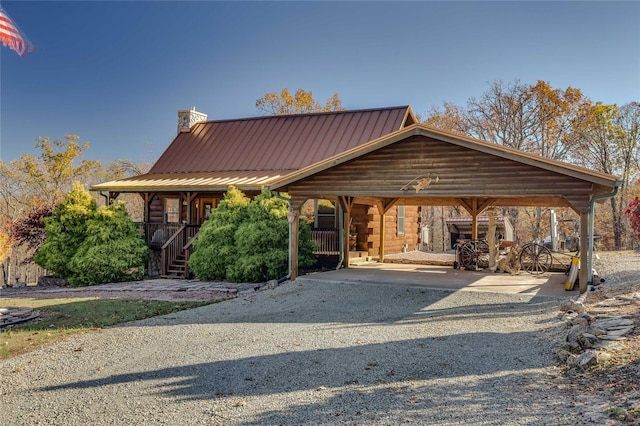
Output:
288,206,300,280
379,210,386,262
375,199,398,263
339,196,354,268
579,211,589,294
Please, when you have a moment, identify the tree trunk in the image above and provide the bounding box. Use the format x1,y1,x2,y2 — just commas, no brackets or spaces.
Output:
509,208,520,242
533,206,542,241
610,197,623,250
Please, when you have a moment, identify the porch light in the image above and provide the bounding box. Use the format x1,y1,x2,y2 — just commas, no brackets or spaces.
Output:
287,210,297,224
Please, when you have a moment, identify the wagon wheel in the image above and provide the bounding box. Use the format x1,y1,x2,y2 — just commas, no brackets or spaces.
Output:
460,241,478,270
519,243,553,274
475,240,490,269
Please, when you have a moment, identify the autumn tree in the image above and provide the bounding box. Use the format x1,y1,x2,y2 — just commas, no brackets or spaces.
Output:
0,135,100,284
626,178,640,242
578,101,640,249
0,135,99,222
92,158,152,221
256,88,344,115
9,205,53,263
424,79,612,244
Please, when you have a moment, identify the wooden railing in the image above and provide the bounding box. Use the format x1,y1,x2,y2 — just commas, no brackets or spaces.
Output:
311,227,340,255
138,223,184,248
160,225,199,277
182,228,200,279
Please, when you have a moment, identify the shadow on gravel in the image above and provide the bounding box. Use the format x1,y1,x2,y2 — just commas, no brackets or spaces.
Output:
119,281,562,327
39,328,568,424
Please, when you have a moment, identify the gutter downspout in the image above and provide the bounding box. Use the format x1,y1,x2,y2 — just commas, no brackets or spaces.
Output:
587,181,621,286
273,191,292,283
99,191,109,206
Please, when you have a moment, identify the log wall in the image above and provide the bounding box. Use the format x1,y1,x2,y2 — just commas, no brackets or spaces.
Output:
351,204,421,255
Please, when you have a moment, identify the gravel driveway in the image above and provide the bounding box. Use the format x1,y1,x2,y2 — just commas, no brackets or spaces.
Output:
0,279,575,425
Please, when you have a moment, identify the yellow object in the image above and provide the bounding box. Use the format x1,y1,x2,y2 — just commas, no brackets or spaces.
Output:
565,256,580,291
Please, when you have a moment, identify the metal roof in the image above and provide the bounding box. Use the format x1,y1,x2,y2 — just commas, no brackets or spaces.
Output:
151,106,414,173
92,171,290,192
94,106,415,192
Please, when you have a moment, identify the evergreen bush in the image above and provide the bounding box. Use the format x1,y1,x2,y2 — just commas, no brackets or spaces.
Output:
189,187,316,283
34,183,95,279
35,183,148,286
68,203,148,286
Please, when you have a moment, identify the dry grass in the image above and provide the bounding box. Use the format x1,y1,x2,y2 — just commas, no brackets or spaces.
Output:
0,297,212,359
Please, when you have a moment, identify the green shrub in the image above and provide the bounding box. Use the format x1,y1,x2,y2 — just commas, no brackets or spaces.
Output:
35,183,148,286
67,203,148,287
34,182,95,278
189,186,250,280
189,187,317,283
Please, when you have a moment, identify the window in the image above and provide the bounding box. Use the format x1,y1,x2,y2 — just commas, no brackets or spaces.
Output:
164,198,180,223
397,205,405,235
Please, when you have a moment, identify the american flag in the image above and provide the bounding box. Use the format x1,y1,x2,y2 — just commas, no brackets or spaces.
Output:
0,6,34,56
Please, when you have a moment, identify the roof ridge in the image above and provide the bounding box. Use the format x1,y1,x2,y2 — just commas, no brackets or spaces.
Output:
199,105,411,124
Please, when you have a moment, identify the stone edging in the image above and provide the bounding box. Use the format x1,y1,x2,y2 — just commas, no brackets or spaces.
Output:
556,287,638,370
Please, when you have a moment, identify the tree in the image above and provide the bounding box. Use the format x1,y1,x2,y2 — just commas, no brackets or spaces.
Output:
93,158,153,221
256,88,344,115
576,101,640,249
423,79,619,245
67,202,147,287
34,183,96,279
228,190,316,282
0,135,100,270
9,205,53,263
626,179,640,241
0,135,99,216
34,183,147,286
189,186,250,281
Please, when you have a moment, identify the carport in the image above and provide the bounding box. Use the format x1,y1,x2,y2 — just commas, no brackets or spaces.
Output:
270,124,621,293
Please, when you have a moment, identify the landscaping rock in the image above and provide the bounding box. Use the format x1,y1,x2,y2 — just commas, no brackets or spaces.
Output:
560,300,585,313
37,276,67,287
0,306,40,328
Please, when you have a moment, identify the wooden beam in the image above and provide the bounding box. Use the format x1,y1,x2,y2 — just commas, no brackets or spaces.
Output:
457,198,474,215
476,198,496,213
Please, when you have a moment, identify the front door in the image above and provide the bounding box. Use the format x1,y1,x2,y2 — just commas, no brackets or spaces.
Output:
192,198,217,224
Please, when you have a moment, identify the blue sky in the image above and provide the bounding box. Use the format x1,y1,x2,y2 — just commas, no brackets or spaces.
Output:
1,1,639,164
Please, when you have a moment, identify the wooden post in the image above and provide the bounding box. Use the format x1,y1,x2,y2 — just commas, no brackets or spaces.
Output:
339,196,354,268
471,198,479,240
487,207,498,270
379,210,386,262
579,210,589,294
375,199,398,263
289,207,300,280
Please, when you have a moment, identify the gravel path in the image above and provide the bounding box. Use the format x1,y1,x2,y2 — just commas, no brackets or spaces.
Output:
0,279,576,425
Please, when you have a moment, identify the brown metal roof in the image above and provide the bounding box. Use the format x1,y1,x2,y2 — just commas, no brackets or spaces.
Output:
148,106,415,175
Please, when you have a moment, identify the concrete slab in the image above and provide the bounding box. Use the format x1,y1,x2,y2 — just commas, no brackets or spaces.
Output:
298,262,575,298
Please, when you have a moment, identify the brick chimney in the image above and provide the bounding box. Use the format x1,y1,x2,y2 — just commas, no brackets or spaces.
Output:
177,106,207,133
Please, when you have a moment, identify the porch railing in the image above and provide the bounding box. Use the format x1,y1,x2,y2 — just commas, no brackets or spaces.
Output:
160,225,199,277
311,227,340,255
140,223,184,248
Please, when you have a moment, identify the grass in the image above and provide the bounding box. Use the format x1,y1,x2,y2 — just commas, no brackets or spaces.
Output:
0,297,212,359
